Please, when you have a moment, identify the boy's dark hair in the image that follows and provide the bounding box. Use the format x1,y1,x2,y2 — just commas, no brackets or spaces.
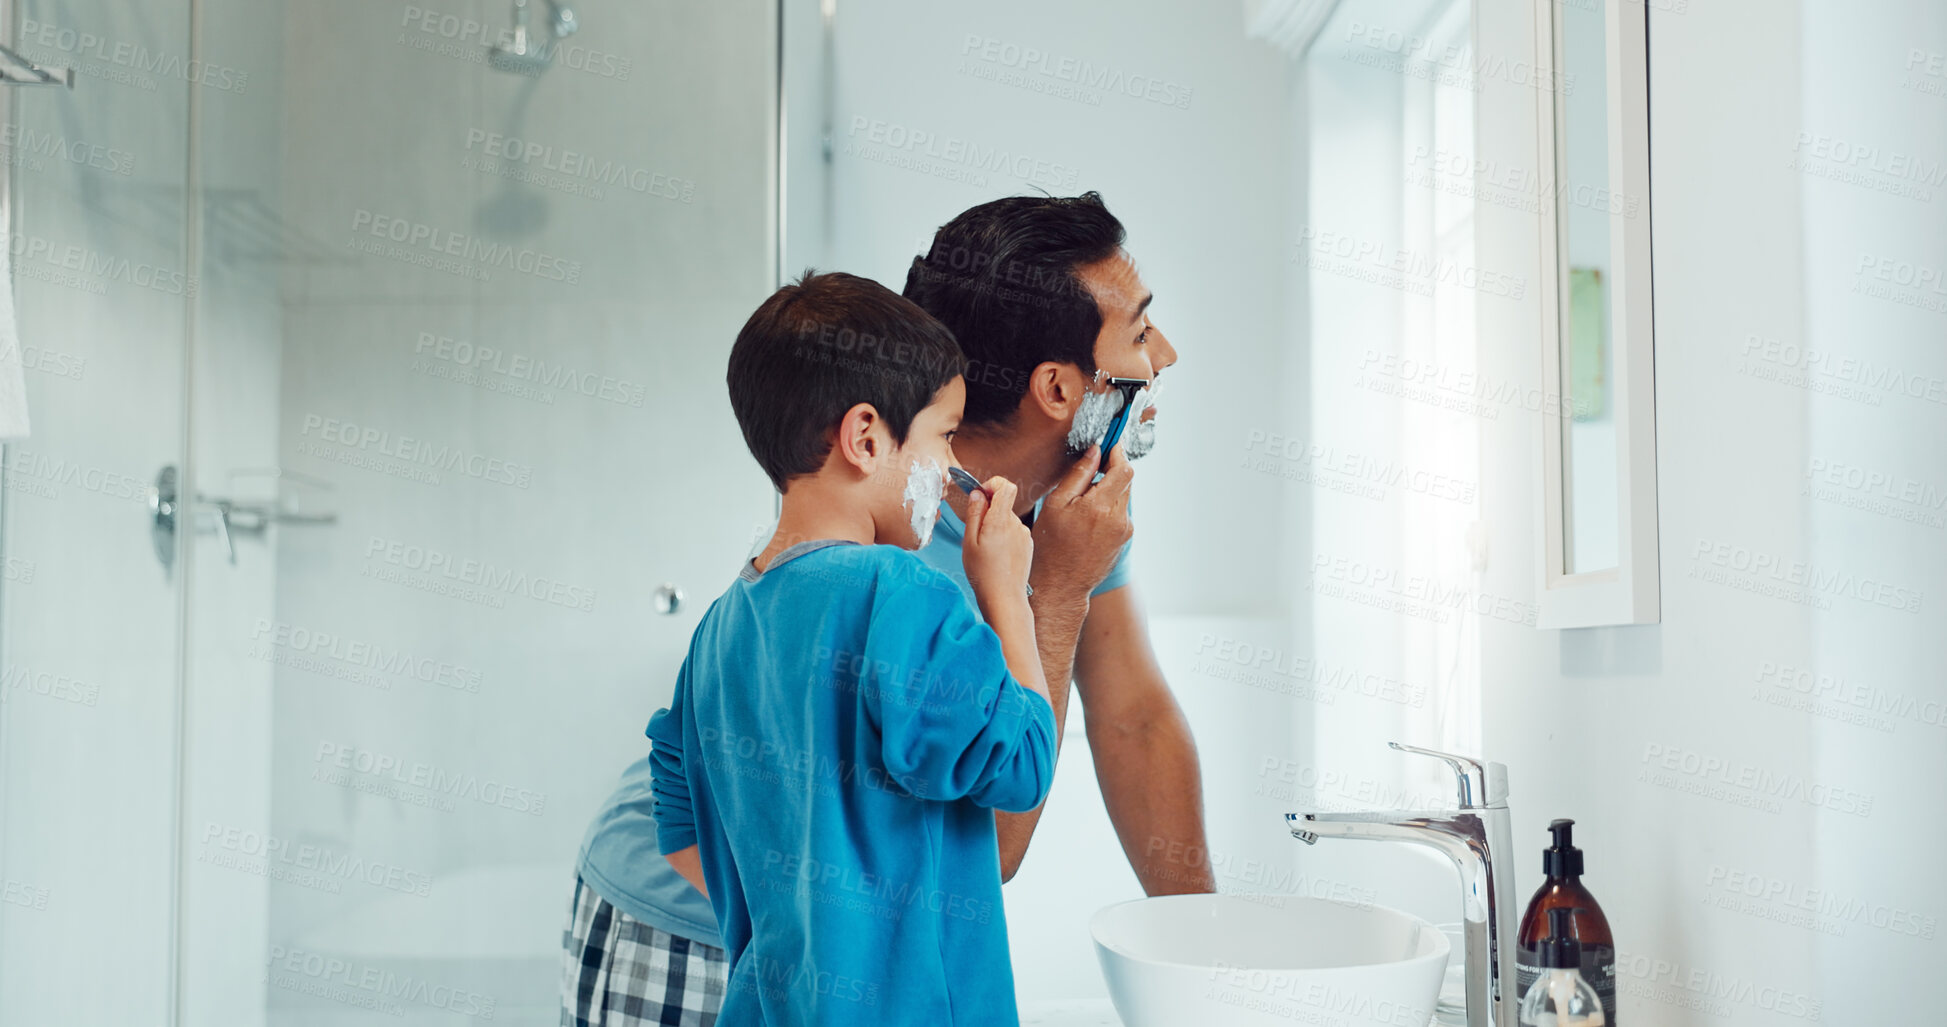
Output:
902,192,1126,426
727,271,967,491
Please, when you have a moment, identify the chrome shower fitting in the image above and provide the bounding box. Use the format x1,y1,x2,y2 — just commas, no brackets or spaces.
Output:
488,0,579,75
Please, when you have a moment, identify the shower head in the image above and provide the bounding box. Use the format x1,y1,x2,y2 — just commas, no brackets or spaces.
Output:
488,0,578,75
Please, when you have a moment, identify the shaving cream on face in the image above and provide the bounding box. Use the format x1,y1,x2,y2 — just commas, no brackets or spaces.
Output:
902,456,946,547
1122,377,1162,460
1064,385,1126,456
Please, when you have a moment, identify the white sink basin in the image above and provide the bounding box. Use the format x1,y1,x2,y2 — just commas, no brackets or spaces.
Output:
1090,894,1449,1027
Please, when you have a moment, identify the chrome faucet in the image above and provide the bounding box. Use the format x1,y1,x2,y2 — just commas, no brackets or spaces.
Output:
1287,742,1518,1027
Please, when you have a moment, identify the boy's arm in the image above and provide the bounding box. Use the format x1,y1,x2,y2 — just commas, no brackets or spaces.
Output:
664,845,709,899
859,573,1056,813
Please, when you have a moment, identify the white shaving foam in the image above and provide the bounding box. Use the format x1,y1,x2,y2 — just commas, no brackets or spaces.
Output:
1123,377,1161,460
902,456,945,547
1065,385,1126,455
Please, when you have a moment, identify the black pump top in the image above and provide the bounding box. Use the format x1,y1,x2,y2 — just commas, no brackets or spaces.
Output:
1540,907,1583,969
1543,818,1584,877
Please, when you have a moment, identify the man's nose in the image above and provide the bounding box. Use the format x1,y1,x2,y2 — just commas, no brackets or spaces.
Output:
1148,324,1179,374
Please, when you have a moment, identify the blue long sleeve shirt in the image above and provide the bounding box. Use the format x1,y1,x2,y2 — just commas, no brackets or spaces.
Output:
648,539,1057,1026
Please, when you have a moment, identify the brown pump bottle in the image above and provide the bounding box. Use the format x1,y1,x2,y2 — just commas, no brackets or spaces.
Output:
1516,820,1616,1025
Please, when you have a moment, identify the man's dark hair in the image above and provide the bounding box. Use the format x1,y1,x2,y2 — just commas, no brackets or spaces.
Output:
902,192,1126,426
727,271,967,491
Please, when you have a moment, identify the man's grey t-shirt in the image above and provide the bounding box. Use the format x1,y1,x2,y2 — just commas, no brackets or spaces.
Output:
575,502,1131,946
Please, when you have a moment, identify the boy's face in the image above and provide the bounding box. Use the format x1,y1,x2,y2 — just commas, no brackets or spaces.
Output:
875,376,965,549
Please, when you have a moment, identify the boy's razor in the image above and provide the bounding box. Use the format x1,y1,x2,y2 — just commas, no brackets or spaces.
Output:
947,466,986,496
1095,377,1149,473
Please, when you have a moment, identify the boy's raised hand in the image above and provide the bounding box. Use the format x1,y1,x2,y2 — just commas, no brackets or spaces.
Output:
961,475,1034,610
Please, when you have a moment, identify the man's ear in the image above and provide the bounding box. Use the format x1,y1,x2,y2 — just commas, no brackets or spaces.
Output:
1024,362,1091,422
832,402,886,475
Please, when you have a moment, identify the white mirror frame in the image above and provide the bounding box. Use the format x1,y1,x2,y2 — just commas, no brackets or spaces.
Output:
1533,0,1660,628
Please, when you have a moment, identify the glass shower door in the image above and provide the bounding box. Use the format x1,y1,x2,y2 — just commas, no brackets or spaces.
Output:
178,1,779,1023
1,1,780,1024
0,0,194,1023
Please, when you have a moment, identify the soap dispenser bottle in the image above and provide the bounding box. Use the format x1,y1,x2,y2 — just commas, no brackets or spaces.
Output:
1519,908,1606,1026
1517,819,1615,1024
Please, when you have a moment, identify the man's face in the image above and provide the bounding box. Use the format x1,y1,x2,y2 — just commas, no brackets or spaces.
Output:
1072,251,1178,458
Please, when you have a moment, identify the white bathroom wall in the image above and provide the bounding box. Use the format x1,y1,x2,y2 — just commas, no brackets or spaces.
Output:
1469,0,1946,1023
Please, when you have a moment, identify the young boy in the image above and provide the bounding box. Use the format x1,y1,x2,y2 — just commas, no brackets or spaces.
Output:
646,272,1056,1025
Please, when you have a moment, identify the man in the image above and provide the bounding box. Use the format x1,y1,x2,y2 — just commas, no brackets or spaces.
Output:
560,192,1210,1027
900,192,1211,890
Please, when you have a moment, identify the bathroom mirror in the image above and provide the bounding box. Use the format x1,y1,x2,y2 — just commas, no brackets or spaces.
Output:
1533,0,1660,627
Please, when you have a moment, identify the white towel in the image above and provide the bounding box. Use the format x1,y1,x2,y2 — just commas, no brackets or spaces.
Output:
0,218,29,440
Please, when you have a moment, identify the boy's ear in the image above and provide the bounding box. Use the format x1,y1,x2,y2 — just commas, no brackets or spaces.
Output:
832,402,886,475
1025,361,1091,422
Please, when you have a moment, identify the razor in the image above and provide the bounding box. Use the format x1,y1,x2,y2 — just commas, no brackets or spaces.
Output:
1095,377,1149,473
947,466,986,496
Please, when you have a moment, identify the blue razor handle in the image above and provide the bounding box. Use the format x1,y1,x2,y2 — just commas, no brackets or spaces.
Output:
1096,377,1148,473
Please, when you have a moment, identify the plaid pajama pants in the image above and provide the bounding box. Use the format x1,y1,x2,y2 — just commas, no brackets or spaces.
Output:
561,874,729,1027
